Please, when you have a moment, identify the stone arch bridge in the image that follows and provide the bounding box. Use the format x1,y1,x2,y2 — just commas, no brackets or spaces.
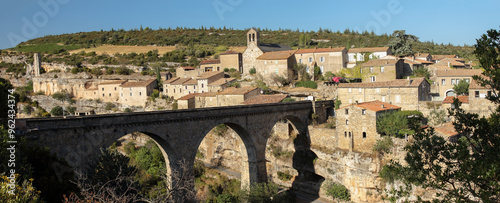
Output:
17,100,334,186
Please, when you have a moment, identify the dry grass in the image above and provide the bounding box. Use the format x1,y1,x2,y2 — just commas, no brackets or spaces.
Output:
227,46,246,53
69,45,176,55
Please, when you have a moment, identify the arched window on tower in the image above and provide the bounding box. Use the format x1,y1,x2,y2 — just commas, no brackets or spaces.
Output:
249,34,251,42
252,33,255,42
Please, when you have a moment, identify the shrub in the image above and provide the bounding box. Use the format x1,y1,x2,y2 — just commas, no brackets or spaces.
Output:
50,106,64,116
249,67,256,74
105,102,116,110
124,108,133,113
372,136,394,154
172,101,178,110
295,81,317,89
325,116,335,129
281,97,296,102
66,106,76,115
23,105,33,115
52,90,70,102
223,68,229,72
325,182,350,201
277,171,293,181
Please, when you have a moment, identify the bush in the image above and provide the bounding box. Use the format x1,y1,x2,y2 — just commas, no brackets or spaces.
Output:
249,67,256,74
325,116,335,129
124,108,133,113
50,106,64,116
295,81,317,89
66,106,76,115
105,102,116,111
372,136,393,154
325,182,350,201
52,90,70,102
277,171,293,181
281,97,296,102
172,101,178,110
223,68,229,72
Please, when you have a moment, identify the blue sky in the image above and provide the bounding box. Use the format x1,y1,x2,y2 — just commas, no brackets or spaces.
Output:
1,0,499,49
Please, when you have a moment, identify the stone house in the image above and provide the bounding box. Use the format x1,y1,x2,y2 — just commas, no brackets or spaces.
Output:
176,66,203,78
431,54,457,63
434,58,466,69
177,87,260,109
337,77,431,111
442,95,469,111
347,47,392,68
434,122,462,143
294,47,347,75
336,100,401,153
468,80,497,118
242,28,292,75
119,79,157,106
431,69,483,100
413,53,432,62
219,51,243,73
97,80,126,102
255,50,297,84
163,71,235,99
358,58,404,82
200,59,221,72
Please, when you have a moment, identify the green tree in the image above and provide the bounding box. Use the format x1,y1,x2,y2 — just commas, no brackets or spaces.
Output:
377,111,423,138
388,30,418,56
50,106,64,116
391,28,500,202
249,67,256,75
452,79,469,95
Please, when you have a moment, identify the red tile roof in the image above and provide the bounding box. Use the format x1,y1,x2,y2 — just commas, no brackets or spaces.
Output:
341,100,401,112
209,77,236,86
256,50,297,60
432,55,457,60
198,71,223,79
295,47,345,54
179,66,195,70
219,50,240,55
217,86,257,95
434,122,459,137
435,69,482,77
99,80,126,85
242,94,288,105
200,59,221,65
348,47,390,53
338,77,427,88
443,96,469,104
120,79,156,88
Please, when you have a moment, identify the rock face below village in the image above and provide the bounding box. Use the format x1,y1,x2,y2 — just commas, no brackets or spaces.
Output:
195,122,385,202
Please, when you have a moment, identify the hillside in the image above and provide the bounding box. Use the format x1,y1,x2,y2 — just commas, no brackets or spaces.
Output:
8,27,476,60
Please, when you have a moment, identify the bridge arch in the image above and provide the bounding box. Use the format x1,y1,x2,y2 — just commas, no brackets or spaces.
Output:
193,120,259,188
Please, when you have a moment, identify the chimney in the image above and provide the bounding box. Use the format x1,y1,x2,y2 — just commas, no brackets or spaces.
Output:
381,104,385,108
355,100,358,105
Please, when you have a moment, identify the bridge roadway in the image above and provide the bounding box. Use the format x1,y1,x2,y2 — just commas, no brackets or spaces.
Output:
16,100,334,189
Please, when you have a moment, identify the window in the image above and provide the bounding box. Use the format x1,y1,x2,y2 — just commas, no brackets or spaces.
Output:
344,131,347,137
109,93,111,97
348,88,352,93
346,119,349,125
139,92,142,96
487,91,492,97
114,87,117,91
320,66,324,73
371,76,376,82
130,93,132,96
265,70,268,74
348,132,351,137
382,96,386,102
370,66,374,73
359,88,362,93
275,68,279,74
185,86,187,89
299,59,302,63
308,57,313,63
465,79,470,83
360,68,363,73
173,89,175,93
121,93,123,96
275,60,278,64
362,109,366,115
442,79,446,85
320,57,325,62
102,88,104,91
363,132,366,138
345,109,349,114
102,93,104,97
179,88,181,93
376,88,380,93
395,95,401,103
475,91,479,97
188,91,190,94
451,79,456,85
381,66,385,73
306,66,310,74
265,61,267,65
202,83,204,88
